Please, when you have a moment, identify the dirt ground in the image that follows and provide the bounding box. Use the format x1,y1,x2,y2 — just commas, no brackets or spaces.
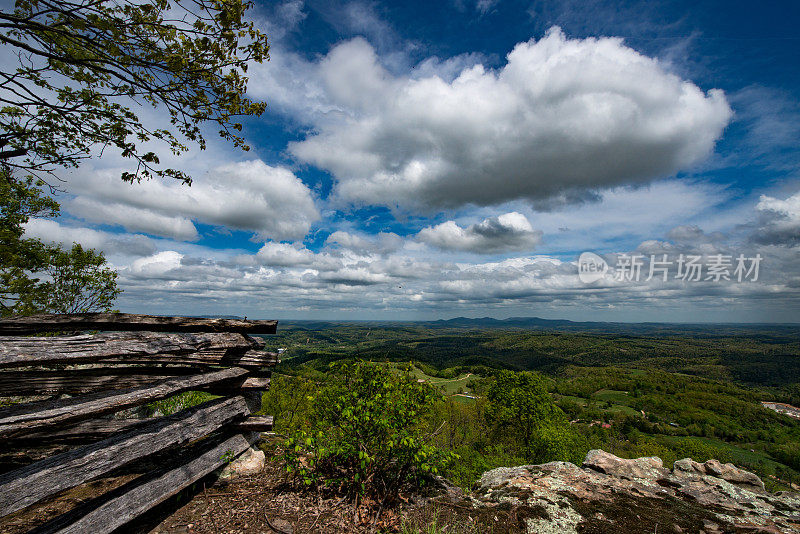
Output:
145,459,527,534
0,446,527,534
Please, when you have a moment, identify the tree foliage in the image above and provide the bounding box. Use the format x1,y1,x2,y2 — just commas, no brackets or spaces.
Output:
0,170,119,315
0,0,269,184
283,361,458,501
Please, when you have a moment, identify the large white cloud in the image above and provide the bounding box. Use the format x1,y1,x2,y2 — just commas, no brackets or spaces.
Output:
289,28,731,211
65,160,320,241
418,212,542,253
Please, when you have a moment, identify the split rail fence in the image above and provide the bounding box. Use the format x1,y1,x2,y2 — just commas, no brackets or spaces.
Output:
0,313,278,533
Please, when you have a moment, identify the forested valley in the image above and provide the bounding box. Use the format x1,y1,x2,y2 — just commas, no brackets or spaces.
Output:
258,321,800,492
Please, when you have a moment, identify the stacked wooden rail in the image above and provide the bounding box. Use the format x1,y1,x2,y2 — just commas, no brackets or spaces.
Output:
0,313,278,533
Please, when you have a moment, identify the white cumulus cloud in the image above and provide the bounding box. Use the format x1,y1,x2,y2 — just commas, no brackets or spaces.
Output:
256,241,341,271
325,230,404,254
418,212,542,253
289,28,731,211
66,160,319,242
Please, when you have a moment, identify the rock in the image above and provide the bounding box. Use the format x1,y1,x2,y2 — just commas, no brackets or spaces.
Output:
703,459,766,492
266,517,293,534
673,458,706,476
702,518,724,533
583,449,667,482
673,457,765,491
217,447,265,480
469,450,800,534
478,465,535,491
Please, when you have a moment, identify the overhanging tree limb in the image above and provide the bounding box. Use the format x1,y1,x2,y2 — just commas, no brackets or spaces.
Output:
0,0,269,184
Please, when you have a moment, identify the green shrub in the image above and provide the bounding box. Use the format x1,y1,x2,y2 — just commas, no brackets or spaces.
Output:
445,444,527,489
283,361,458,500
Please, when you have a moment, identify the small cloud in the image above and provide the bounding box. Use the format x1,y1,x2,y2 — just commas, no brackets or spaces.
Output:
256,241,341,271
23,219,157,257
418,212,542,253
666,225,726,244
65,159,319,243
325,230,403,254
752,191,800,246
476,0,499,15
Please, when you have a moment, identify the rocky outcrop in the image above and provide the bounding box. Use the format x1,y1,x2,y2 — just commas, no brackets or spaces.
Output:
472,450,800,533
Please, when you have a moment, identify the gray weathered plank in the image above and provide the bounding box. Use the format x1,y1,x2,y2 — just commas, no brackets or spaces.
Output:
118,349,277,368
207,376,270,393
235,415,274,432
4,412,274,444
0,367,196,396
2,418,145,443
0,367,249,438
53,433,254,534
0,368,270,396
0,396,250,517
0,313,277,335
0,331,267,368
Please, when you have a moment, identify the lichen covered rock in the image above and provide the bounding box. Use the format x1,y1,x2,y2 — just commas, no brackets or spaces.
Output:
472,450,800,533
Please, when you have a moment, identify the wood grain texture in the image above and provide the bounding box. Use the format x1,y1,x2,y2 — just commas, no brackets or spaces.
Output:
117,349,277,368
4,412,273,444
235,415,274,432
2,417,145,444
0,331,274,368
0,367,249,438
0,368,270,396
0,396,250,517
0,313,277,335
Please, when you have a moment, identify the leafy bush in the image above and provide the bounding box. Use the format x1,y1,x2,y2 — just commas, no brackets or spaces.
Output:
259,374,317,434
283,361,458,501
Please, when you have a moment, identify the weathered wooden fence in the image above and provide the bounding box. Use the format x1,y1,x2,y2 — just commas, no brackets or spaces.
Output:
0,313,278,533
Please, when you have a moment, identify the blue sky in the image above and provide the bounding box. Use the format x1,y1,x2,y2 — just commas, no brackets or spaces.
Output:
23,0,800,322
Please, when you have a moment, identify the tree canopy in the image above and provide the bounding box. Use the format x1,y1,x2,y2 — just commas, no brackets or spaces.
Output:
0,0,269,185
486,370,584,463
